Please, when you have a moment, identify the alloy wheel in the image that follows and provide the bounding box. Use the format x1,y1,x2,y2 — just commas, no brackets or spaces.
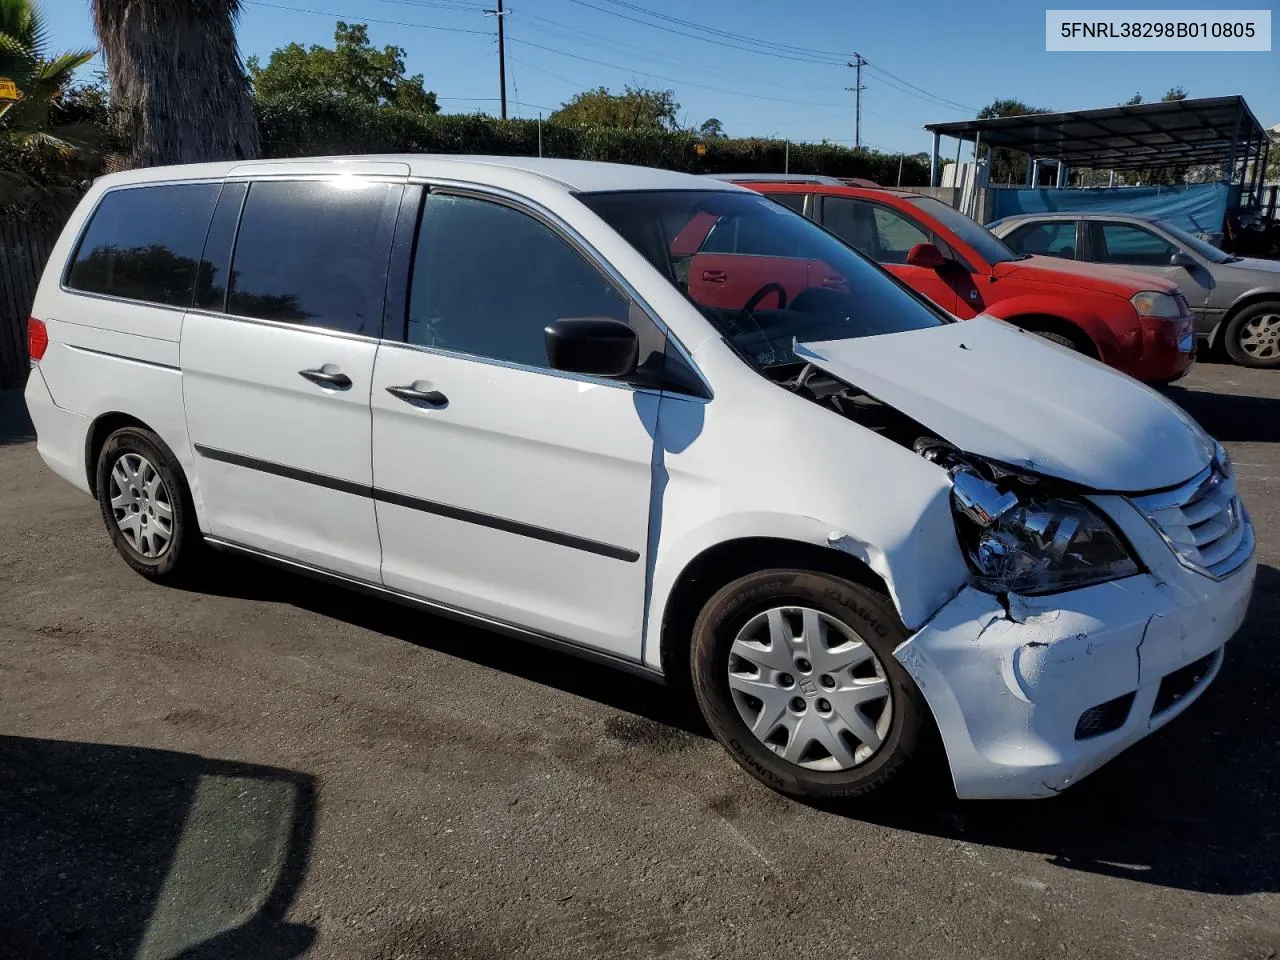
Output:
727,605,893,771
109,453,174,559
1238,313,1280,360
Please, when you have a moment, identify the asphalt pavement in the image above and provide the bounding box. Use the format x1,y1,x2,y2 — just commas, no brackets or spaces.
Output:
1,359,1279,960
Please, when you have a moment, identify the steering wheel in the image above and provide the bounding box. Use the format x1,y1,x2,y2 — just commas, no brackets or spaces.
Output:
741,283,788,315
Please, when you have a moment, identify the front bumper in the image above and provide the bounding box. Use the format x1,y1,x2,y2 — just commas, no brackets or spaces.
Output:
895,513,1255,800
1132,314,1196,382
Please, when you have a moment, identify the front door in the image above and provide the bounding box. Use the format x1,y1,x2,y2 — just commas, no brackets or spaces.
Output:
1085,220,1213,318
182,177,403,581
370,190,659,659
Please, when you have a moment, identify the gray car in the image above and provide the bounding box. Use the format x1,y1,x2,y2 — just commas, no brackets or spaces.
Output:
990,212,1280,368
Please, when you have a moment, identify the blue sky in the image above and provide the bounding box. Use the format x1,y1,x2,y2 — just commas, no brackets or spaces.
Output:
44,0,1280,155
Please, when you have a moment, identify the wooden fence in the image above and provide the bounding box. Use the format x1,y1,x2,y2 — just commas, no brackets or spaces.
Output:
1,205,74,388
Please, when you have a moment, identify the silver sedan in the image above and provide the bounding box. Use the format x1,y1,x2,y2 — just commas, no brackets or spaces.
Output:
990,212,1280,368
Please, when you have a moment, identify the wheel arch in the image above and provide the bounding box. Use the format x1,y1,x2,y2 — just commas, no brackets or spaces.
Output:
658,537,894,694
85,412,154,495
1218,291,1280,338
997,312,1101,359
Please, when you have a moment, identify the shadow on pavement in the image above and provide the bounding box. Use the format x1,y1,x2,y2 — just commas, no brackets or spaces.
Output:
851,563,1280,896
0,386,35,446
190,557,704,739
0,737,316,960
1162,382,1280,444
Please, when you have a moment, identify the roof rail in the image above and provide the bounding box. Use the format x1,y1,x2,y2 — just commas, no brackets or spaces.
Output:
702,173,847,186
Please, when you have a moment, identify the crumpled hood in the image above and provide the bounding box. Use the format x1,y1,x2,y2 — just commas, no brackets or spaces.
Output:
797,315,1214,492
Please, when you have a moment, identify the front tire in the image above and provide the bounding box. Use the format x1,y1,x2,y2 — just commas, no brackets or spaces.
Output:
95,427,202,581
1223,301,1280,368
690,570,932,801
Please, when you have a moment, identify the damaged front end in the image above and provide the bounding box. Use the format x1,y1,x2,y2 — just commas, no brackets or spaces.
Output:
775,348,1253,800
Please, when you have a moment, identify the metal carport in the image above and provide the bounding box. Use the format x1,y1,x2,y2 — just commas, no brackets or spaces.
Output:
923,95,1270,200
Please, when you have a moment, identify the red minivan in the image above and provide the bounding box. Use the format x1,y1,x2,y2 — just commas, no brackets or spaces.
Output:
724,180,1196,383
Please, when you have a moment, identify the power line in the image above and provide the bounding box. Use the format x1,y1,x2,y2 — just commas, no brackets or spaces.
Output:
244,0,494,34
584,0,852,62
506,35,852,109
509,7,835,91
562,0,848,66
862,61,975,113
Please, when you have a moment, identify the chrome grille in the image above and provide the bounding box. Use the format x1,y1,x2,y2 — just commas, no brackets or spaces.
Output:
1131,455,1253,579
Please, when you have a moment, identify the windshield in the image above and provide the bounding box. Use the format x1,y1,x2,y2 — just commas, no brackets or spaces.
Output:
906,196,1020,265
578,189,947,369
1154,220,1234,263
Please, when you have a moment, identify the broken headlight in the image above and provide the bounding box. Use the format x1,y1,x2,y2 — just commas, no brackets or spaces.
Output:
951,471,1138,595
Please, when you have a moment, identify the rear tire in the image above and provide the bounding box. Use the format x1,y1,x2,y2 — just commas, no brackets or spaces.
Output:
1223,301,1280,368
95,427,203,582
689,569,933,801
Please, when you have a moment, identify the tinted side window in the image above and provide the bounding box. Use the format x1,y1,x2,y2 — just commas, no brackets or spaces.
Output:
1004,221,1077,259
822,198,930,264
1092,223,1176,266
408,194,629,368
66,183,220,307
228,179,401,336
765,192,807,215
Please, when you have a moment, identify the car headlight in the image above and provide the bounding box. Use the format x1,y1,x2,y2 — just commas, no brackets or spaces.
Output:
951,471,1139,595
1131,290,1183,318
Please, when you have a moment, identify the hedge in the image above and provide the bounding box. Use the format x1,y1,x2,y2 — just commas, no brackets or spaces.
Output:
256,95,931,185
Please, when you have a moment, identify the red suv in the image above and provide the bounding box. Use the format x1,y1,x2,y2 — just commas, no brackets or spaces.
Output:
728,180,1196,383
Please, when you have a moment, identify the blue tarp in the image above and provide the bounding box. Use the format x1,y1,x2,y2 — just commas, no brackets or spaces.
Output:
987,182,1238,238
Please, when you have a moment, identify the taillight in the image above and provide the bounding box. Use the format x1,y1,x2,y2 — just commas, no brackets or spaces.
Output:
28,317,48,365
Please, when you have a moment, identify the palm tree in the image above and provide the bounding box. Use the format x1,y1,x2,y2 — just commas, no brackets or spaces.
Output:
91,0,260,167
0,0,95,151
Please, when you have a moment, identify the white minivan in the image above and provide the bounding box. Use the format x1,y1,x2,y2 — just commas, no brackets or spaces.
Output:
25,156,1255,801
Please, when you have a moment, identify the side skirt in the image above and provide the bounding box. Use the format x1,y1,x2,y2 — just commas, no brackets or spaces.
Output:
202,536,666,684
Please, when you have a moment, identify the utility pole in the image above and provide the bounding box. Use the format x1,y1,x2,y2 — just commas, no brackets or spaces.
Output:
846,54,866,149
484,0,508,119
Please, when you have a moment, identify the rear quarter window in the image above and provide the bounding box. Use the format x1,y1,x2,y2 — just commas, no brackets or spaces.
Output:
65,183,221,308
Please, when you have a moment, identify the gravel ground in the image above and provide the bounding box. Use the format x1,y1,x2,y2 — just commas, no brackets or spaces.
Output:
1,358,1279,960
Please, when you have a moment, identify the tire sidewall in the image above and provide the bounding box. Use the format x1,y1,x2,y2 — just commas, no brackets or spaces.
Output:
1224,303,1280,368
96,428,193,579
690,570,928,800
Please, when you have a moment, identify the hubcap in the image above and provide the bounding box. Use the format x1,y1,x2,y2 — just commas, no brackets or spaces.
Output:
109,453,174,559
1239,313,1280,359
727,606,893,771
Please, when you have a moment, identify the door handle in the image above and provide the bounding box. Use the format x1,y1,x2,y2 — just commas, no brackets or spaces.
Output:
299,367,352,390
386,384,449,408
702,269,728,283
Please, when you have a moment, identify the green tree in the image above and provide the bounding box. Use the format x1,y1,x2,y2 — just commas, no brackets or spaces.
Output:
1162,87,1188,101
549,85,680,131
0,0,95,148
92,0,259,167
248,22,438,114
976,97,1053,185
699,117,726,139
1123,93,1144,105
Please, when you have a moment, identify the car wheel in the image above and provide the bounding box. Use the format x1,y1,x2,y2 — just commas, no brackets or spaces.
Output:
690,569,932,800
96,427,202,581
1224,302,1280,368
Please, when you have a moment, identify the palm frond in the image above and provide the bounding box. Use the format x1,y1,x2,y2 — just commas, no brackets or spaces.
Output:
36,47,96,83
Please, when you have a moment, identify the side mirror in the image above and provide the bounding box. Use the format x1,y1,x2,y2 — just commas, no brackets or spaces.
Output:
544,317,638,378
906,242,947,269
1170,251,1196,268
